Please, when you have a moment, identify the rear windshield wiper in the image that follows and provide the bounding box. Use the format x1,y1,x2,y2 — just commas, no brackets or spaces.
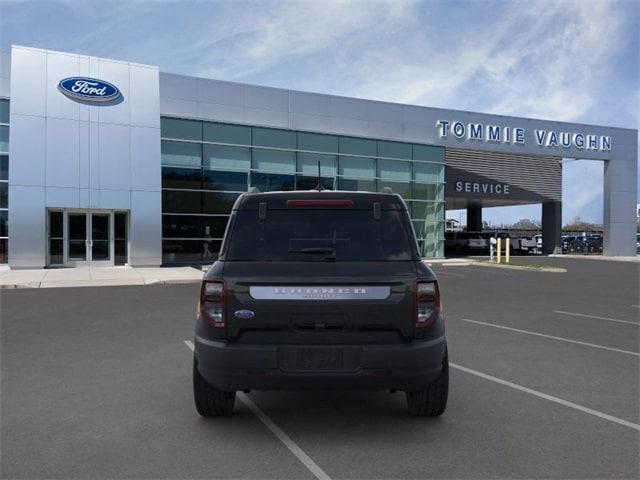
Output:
291,247,337,260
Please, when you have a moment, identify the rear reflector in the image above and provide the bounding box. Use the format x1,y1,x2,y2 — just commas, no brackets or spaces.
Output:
286,199,354,208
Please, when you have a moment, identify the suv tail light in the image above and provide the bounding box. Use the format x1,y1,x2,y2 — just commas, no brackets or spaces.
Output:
199,280,225,329
415,281,440,329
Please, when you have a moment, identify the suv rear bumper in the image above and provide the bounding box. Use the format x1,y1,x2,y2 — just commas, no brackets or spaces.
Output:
194,334,447,392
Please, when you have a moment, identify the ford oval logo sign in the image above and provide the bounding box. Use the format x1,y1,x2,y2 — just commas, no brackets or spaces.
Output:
58,77,121,102
234,310,255,320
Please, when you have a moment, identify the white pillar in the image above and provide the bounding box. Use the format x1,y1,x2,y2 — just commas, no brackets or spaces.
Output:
603,147,637,256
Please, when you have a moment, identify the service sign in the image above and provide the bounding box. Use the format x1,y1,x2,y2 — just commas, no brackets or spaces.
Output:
58,77,121,102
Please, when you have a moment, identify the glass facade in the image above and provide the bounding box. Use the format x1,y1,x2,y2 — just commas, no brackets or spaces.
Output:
0,99,8,264
160,117,445,264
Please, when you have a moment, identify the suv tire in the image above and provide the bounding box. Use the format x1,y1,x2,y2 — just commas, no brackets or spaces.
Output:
193,358,236,416
406,349,449,417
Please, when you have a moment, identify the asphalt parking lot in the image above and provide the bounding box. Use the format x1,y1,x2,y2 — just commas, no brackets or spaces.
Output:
1,257,639,479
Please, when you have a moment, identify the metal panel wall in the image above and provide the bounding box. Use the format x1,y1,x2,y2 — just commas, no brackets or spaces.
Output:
444,148,562,204
8,46,161,267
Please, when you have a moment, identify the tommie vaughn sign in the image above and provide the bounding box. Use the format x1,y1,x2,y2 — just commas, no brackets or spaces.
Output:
58,77,121,102
436,120,612,152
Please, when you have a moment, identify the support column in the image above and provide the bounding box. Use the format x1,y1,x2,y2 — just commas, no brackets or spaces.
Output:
542,201,562,254
603,155,637,256
467,205,482,232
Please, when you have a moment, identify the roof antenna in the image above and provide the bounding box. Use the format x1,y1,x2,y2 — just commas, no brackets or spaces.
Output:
315,160,324,191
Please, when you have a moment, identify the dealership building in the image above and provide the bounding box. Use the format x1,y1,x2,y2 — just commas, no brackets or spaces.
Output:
0,45,637,268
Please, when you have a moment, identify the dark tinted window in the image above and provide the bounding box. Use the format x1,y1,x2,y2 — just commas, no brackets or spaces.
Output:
0,155,7,181
251,173,295,192
202,170,247,191
162,167,202,189
162,190,201,213
0,183,6,208
226,209,415,261
296,176,334,191
162,215,202,238
202,192,240,214
0,210,7,237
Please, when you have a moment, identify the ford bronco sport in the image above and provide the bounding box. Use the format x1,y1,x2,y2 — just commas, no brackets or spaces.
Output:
192,190,448,416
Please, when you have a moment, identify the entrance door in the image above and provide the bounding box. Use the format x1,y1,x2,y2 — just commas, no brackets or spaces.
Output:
90,213,112,266
66,212,89,266
51,210,128,267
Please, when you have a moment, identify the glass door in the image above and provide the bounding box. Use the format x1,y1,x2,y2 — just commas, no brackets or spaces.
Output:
66,213,89,266
90,213,112,266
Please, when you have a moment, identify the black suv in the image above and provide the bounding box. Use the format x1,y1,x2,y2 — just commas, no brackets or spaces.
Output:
192,190,448,416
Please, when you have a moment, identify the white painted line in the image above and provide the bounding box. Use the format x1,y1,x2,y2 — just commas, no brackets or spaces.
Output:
461,318,640,357
554,310,639,326
184,340,331,480
237,392,331,480
450,362,640,431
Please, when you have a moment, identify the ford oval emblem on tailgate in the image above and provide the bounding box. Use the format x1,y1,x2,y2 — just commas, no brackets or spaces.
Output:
234,310,255,319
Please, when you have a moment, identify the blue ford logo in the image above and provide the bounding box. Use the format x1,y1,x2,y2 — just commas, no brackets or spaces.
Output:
234,310,255,319
58,77,121,102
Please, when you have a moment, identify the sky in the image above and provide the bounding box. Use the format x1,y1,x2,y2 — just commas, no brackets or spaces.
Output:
1,0,638,226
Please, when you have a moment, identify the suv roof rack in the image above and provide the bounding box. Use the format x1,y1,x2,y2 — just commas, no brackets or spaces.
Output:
248,187,261,194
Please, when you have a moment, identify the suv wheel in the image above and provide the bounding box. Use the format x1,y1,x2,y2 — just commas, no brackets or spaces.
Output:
406,349,449,417
193,358,236,416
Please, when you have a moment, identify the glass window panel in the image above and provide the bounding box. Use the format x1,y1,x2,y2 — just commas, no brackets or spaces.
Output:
162,167,202,189
161,117,202,141
203,240,222,262
378,159,411,181
250,172,295,192
203,122,251,145
339,137,376,156
296,176,334,191
0,99,9,124
202,217,228,238
252,127,296,149
48,211,63,238
202,170,247,191
49,239,63,265
297,132,339,153
412,182,439,201
161,140,201,167
0,155,7,181
162,215,202,238
378,141,411,160
337,177,376,192
378,180,411,198
0,126,8,153
202,192,240,214
162,239,204,264
413,144,445,163
412,220,427,238
297,152,336,176
0,182,7,208
410,202,444,224
114,213,127,240
0,238,6,263
162,190,202,214
413,163,443,183
252,149,295,174
338,156,375,179
0,210,7,237
203,144,250,171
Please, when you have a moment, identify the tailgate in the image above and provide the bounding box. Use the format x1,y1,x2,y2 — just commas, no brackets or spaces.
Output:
223,261,417,344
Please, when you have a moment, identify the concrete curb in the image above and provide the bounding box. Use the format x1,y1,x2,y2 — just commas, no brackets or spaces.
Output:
471,262,567,273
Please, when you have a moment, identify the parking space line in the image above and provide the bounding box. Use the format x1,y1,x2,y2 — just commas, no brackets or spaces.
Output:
184,340,331,480
450,362,640,431
554,310,639,326
460,318,640,357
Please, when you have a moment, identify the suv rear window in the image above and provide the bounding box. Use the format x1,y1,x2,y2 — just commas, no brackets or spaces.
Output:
225,209,416,261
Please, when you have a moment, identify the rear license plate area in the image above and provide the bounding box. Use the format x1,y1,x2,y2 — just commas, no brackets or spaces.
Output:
278,346,360,372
